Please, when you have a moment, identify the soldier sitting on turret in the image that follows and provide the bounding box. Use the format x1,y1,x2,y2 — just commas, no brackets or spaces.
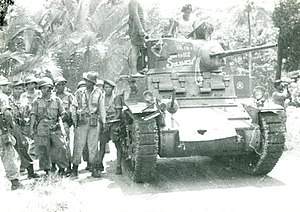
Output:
169,4,197,38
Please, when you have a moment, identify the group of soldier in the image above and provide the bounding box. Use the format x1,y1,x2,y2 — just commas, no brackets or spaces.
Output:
0,71,123,190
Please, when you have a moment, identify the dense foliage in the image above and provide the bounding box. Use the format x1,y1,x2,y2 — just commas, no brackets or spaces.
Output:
273,0,300,72
0,0,279,93
0,0,14,27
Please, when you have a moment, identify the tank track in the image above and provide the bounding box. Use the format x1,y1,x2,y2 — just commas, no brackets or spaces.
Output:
226,112,285,175
123,117,158,183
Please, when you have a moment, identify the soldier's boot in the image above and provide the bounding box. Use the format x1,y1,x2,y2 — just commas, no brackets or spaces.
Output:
27,165,40,179
85,162,91,171
91,164,101,178
99,163,104,172
65,163,72,175
11,179,24,190
51,163,57,172
69,164,79,178
91,169,101,178
58,168,66,176
44,169,50,176
20,165,26,173
115,166,122,175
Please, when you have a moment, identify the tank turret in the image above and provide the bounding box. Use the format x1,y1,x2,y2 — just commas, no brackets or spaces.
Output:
147,38,276,73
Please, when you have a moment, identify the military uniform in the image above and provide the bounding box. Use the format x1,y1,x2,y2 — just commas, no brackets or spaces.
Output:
9,92,39,179
98,80,124,174
71,72,106,177
0,76,23,190
20,76,41,159
53,76,75,173
30,78,69,173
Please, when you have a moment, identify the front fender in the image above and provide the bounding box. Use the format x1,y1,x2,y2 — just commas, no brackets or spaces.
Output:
242,99,285,123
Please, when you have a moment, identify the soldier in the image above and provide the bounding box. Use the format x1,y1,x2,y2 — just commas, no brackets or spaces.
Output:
98,79,124,175
20,75,41,105
272,79,291,108
29,77,69,175
71,72,106,178
52,76,74,174
169,4,197,38
96,79,110,154
128,0,147,77
9,79,39,179
74,80,90,170
0,75,24,190
20,75,41,160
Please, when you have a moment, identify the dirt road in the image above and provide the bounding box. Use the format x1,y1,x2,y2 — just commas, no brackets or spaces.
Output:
1,143,299,212
1,107,300,212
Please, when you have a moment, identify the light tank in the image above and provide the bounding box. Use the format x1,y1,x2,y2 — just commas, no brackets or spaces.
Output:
117,38,285,183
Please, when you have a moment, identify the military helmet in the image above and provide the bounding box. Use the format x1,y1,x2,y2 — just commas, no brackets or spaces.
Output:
77,80,86,88
96,79,104,86
104,79,116,88
25,75,38,84
83,71,98,84
0,75,11,86
55,76,67,85
11,80,24,87
39,77,54,88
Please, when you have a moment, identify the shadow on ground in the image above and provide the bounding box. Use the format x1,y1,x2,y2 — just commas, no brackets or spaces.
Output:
102,156,284,196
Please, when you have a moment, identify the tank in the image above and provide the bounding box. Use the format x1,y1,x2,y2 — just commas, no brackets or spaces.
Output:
117,38,285,183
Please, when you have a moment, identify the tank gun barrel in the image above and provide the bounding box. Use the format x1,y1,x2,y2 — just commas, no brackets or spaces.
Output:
210,43,277,59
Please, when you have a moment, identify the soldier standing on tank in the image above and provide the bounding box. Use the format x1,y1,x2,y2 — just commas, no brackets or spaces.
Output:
0,75,24,190
128,0,147,77
9,79,40,179
70,72,106,178
52,76,74,174
29,77,69,175
98,79,124,175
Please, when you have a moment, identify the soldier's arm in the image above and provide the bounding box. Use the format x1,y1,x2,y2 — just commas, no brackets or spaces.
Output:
114,95,123,119
70,93,79,127
99,93,106,124
57,98,67,122
1,95,15,128
29,100,38,136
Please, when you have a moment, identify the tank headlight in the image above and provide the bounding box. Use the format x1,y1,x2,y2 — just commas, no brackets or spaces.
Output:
253,86,266,100
143,90,154,102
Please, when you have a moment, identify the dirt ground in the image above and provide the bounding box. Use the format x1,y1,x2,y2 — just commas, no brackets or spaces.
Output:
0,106,300,212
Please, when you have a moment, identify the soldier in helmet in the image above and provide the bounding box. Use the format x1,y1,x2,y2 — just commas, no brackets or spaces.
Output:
98,79,124,175
70,72,106,178
29,77,69,175
20,75,41,105
0,75,24,190
9,79,39,179
51,76,74,174
20,75,41,160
